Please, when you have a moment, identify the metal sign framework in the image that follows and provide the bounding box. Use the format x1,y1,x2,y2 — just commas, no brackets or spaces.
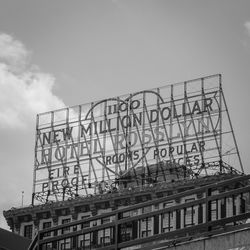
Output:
32,74,243,204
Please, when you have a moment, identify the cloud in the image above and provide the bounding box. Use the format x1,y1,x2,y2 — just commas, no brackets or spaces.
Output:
0,33,65,129
0,33,30,72
244,21,250,37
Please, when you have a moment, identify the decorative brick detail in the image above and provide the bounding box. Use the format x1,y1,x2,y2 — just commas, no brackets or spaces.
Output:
218,186,225,193
130,196,136,205
197,192,203,199
13,216,20,233
175,198,181,203
90,204,97,216
109,199,117,210
31,213,39,227
50,209,58,224
6,218,14,231
69,207,77,220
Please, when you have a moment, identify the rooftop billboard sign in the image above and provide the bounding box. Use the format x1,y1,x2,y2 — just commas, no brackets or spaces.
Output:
33,74,243,203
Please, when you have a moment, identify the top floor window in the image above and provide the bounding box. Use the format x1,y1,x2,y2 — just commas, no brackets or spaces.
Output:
101,217,110,224
43,221,52,237
24,224,33,239
184,198,195,227
81,215,90,229
61,218,71,234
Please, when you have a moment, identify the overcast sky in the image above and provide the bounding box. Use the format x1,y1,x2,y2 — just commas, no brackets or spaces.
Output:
0,0,250,230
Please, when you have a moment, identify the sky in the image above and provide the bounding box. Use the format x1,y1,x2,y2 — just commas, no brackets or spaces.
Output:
0,0,250,230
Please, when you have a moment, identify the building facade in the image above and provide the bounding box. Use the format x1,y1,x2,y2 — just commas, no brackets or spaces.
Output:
4,169,250,249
